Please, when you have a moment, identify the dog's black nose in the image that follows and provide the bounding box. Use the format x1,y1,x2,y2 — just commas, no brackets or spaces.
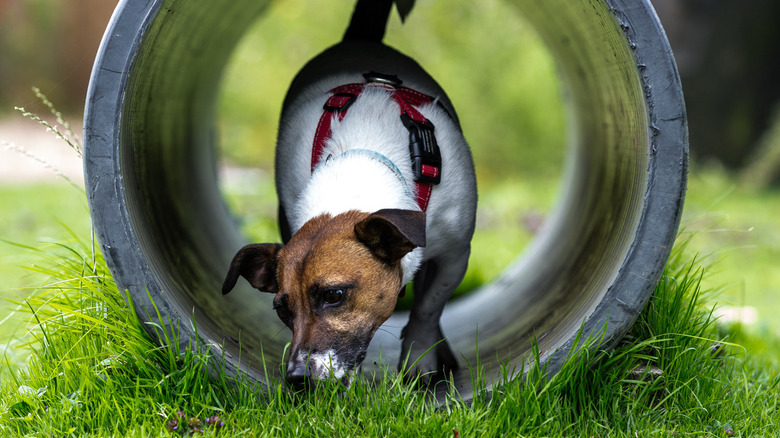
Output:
285,362,311,390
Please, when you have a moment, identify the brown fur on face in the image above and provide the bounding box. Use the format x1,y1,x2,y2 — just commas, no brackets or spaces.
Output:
276,211,405,356
222,208,425,384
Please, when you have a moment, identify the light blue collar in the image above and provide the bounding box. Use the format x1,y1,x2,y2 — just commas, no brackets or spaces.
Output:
319,149,414,199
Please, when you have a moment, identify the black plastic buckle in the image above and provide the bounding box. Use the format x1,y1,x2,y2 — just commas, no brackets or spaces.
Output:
401,113,442,185
323,92,356,112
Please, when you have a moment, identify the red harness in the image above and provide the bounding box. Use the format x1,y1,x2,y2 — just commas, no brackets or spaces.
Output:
310,73,442,212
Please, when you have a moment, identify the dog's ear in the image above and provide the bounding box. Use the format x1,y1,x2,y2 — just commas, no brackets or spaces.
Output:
354,209,426,263
222,243,283,295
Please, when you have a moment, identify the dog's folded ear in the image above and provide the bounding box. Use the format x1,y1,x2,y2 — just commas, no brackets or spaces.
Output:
222,243,283,295
354,209,426,263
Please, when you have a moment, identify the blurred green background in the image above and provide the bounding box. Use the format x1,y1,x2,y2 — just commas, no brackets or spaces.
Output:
1,0,779,357
217,0,567,180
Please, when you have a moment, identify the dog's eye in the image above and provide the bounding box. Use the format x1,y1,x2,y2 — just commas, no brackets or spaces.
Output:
273,297,293,326
322,289,344,305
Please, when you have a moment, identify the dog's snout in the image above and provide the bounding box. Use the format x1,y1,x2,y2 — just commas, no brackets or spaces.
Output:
285,360,311,390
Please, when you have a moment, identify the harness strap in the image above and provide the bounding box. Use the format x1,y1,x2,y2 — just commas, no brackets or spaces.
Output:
310,75,442,212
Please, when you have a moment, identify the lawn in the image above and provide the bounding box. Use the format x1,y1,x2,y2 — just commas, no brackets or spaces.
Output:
1,164,779,436
684,169,780,339
0,183,91,348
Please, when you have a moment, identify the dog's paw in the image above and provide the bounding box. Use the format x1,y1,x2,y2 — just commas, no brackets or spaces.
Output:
399,325,458,386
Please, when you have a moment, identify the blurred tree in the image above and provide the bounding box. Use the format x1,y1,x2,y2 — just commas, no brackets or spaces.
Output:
59,0,117,112
652,0,780,169
0,0,58,111
741,103,780,187
0,0,116,114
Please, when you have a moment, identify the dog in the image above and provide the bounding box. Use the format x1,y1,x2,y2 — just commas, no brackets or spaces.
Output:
222,0,477,389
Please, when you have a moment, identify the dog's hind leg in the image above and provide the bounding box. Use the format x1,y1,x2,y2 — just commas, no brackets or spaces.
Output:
400,247,470,385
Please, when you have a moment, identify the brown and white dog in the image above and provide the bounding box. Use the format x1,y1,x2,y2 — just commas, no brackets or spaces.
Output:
222,0,477,389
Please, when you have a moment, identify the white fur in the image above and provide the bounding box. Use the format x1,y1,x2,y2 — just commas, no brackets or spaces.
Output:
304,350,344,378
276,76,477,282
294,349,358,386
275,41,478,380
295,148,424,285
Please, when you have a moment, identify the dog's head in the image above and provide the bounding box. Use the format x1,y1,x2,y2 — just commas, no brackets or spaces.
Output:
222,208,425,389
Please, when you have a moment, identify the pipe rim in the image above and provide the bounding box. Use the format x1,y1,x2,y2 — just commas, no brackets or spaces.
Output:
83,0,688,401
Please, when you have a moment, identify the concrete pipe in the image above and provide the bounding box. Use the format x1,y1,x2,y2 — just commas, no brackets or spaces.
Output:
84,0,687,402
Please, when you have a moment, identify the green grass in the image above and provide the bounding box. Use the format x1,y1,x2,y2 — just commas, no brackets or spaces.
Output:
0,94,90,349
0,223,778,436
2,136,779,436
0,183,91,348
2,108,779,435
683,167,780,337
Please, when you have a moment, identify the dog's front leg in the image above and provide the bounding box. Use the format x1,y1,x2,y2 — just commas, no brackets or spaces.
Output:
400,247,470,385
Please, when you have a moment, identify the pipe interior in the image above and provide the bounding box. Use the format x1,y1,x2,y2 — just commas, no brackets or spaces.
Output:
118,0,650,397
